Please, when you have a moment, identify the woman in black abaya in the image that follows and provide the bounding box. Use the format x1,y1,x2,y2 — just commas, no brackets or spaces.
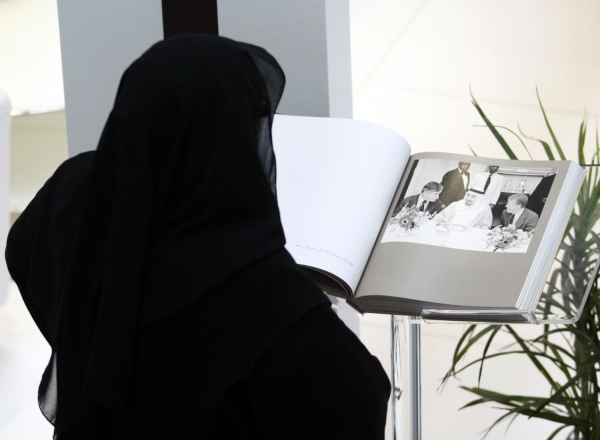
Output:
5,34,390,439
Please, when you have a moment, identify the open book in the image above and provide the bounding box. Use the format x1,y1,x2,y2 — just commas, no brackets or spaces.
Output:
272,115,584,319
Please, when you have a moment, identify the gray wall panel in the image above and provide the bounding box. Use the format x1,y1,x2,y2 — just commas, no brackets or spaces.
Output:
218,0,352,118
57,0,163,156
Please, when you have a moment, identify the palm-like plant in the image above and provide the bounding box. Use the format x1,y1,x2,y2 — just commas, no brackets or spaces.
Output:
441,91,600,439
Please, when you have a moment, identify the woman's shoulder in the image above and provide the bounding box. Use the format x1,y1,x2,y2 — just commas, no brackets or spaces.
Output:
50,151,95,187
9,151,96,247
30,151,96,209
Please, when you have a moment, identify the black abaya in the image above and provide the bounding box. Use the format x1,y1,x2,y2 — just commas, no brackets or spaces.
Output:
179,304,390,440
5,34,390,439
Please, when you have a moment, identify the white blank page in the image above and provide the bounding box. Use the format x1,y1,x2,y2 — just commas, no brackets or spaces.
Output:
273,115,411,292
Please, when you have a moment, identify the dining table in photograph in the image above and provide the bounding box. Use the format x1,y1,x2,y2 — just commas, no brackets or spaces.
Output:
381,219,531,253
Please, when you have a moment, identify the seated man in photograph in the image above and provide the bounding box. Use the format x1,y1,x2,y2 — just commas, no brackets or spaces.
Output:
434,190,492,229
500,193,539,233
392,181,444,216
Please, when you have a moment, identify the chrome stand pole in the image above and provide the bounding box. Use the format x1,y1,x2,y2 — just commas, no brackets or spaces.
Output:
391,315,421,440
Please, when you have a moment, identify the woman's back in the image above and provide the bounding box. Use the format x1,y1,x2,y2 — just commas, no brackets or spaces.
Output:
5,34,390,439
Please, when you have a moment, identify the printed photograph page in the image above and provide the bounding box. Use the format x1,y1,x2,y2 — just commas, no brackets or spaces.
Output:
355,152,576,309
273,115,411,294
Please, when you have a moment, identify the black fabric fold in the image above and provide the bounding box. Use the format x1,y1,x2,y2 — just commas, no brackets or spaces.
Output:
6,34,328,438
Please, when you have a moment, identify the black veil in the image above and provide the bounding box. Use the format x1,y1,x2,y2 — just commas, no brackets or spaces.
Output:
6,34,327,438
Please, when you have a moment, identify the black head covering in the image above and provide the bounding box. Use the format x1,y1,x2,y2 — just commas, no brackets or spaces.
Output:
6,34,327,437
71,33,288,407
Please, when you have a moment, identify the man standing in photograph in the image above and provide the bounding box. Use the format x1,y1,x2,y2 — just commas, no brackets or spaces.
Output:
471,165,504,208
439,161,470,208
500,194,539,233
392,181,443,216
527,172,556,216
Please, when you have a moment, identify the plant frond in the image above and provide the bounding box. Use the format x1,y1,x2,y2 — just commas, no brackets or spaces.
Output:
529,353,600,419
547,424,570,440
472,124,534,160
478,325,502,387
460,387,593,427
536,87,566,160
518,124,555,160
445,90,600,440
470,87,518,159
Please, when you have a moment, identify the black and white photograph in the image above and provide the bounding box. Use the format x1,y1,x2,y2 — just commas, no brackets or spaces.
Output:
381,159,557,253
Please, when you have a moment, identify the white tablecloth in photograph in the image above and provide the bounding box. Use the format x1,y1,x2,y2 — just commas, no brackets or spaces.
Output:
381,220,529,253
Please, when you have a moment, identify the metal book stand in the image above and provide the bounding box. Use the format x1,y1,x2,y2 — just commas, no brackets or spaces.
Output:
387,165,600,440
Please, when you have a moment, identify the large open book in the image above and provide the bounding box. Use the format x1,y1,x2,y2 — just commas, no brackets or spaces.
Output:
272,115,584,319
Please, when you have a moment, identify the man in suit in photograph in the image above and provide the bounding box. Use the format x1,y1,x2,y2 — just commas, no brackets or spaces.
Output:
500,193,539,233
527,172,556,216
439,161,470,208
392,181,443,216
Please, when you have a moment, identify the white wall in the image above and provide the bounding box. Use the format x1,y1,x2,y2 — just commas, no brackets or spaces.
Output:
0,0,64,114
0,89,11,306
56,0,164,157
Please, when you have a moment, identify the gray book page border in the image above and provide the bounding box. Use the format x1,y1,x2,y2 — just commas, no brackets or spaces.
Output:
355,152,574,308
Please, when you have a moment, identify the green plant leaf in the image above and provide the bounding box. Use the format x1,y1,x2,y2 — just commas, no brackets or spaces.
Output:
446,91,600,439
505,326,561,390
478,325,502,386
449,350,536,377
473,123,534,160
532,328,599,353
441,325,501,386
529,352,600,419
518,125,555,160
460,387,592,427
470,88,518,159
536,87,566,160
547,424,571,440
577,110,588,166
